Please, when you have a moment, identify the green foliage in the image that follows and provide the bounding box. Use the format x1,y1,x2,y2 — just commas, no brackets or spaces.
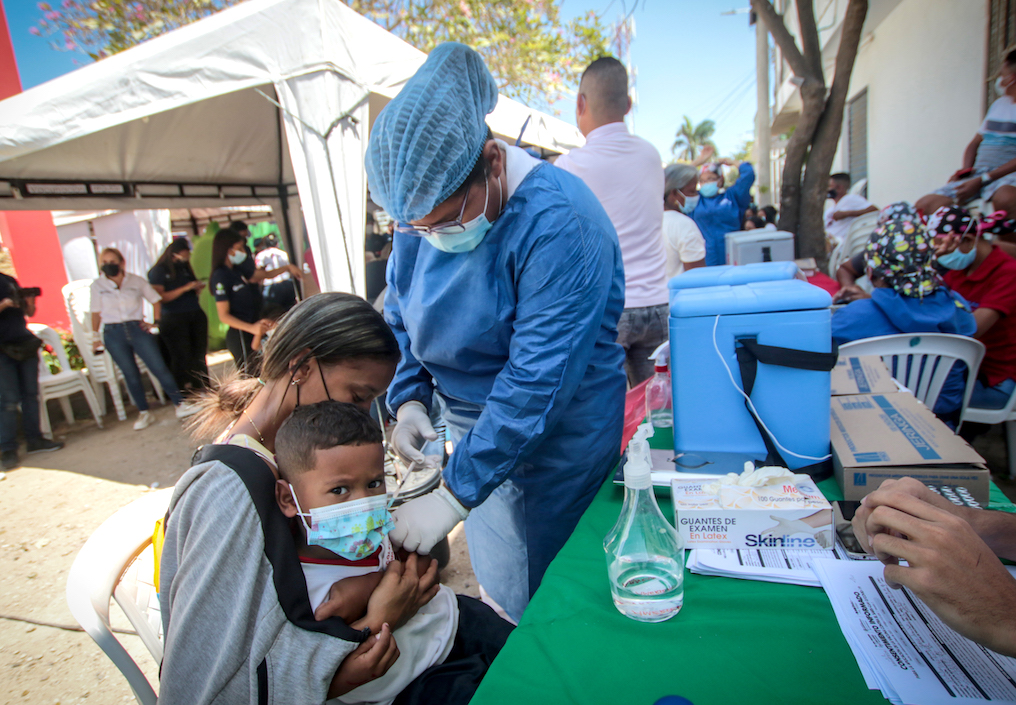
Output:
32,1,240,60
41,328,85,374
733,138,754,163
33,0,610,110
348,0,611,110
671,116,717,161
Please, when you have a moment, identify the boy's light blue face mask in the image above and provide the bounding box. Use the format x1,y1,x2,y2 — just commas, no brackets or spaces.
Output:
290,487,394,561
699,182,720,198
425,177,501,254
936,236,978,271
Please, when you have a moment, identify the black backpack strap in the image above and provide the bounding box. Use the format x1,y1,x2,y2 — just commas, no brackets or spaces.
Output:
734,339,838,481
184,443,370,643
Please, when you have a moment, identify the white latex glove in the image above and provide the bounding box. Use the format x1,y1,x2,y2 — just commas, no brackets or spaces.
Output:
761,515,832,549
391,401,438,465
389,486,470,554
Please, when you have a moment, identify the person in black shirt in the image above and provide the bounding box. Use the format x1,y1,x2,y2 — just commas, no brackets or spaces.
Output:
148,239,209,390
0,274,62,469
210,228,300,374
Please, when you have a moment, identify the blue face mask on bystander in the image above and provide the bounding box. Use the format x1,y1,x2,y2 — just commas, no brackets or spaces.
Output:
936,238,978,271
699,182,719,198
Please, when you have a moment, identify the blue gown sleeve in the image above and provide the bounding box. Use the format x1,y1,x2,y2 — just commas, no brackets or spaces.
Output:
384,247,435,414
443,214,620,507
728,162,755,212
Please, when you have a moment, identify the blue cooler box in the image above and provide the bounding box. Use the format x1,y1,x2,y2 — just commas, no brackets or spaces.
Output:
669,279,833,473
669,261,800,293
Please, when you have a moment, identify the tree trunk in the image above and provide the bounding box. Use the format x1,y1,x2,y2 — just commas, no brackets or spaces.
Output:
753,0,869,267
799,0,869,267
777,81,825,241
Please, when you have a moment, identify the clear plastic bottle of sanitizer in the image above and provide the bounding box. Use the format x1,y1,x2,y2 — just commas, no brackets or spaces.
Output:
604,423,685,622
645,342,672,429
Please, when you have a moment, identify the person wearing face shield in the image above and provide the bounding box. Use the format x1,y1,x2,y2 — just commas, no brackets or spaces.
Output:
929,206,1016,411
661,163,707,278
366,43,626,623
690,158,755,266
915,47,1016,220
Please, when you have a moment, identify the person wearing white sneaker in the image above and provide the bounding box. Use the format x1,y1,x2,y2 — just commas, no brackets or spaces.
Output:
90,247,195,429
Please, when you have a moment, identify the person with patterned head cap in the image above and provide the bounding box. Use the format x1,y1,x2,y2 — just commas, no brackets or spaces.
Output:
931,205,1016,411
832,202,975,422
365,43,626,622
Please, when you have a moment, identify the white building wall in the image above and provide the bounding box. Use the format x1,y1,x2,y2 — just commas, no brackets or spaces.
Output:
830,0,987,208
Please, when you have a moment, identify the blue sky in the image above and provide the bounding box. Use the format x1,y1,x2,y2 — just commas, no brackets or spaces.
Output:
4,0,759,160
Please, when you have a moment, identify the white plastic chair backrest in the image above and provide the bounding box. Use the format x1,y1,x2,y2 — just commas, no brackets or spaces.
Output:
849,178,868,196
29,323,71,374
961,373,1016,425
62,280,101,373
838,334,986,421
844,211,880,255
66,489,172,705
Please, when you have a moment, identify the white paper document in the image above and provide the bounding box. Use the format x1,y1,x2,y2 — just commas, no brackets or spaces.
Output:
688,544,847,587
813,559,1016,705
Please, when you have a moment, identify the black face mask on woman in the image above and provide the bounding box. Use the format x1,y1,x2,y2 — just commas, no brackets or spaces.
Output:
101,263,121,278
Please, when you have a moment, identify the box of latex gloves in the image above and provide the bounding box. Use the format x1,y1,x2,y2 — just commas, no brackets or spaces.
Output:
671,464,833,550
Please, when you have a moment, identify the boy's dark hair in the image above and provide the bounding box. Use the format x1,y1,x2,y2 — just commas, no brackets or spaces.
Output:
275,401,383,480
762,205,778,224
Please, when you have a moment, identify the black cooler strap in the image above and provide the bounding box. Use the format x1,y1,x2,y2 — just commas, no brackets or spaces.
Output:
734,339,838,481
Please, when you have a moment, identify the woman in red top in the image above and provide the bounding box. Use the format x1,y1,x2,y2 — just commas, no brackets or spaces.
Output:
930,206,1016,409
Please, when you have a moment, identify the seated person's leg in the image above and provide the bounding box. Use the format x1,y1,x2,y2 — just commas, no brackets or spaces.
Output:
392,596,513,705
915,193,955,217
991,185,1016,219
969,378,1016,410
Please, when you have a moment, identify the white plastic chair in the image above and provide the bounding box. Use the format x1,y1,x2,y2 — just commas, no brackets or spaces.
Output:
62,280,166,420
962,390,1016,478
29,323,104,438
828,210,880,277
66,489,171,705
839,334,986,429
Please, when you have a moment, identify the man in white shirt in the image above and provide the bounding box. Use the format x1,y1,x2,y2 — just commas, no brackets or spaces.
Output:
555,56,669,385
825,172,877,247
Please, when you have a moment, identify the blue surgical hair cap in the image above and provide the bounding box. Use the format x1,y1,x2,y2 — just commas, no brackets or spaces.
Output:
365,42,499,224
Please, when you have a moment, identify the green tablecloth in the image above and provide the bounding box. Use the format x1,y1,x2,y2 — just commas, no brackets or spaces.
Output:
470,455,1014,705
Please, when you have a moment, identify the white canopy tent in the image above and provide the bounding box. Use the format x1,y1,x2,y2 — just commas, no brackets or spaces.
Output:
0,0,583,295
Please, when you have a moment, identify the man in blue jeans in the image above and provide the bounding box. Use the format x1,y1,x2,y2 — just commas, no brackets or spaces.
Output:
90,248,197,430
0,273,62,469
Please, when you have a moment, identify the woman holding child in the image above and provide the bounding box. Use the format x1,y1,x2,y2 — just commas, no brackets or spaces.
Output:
158,293,512,705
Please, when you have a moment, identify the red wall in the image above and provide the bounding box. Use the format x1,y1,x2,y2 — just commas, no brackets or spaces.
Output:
0,1,70,328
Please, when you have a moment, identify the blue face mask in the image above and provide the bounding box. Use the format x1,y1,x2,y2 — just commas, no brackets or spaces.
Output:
229,249,248,266
699,182,719,198
936,239,978,271
680,195,699,214
425,178,500,254
291,488,394,561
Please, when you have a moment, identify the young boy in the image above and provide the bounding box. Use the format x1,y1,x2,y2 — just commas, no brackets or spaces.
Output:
274,401,512,704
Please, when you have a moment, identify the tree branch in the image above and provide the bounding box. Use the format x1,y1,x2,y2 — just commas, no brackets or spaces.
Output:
751,0,812,79
796,0,824,80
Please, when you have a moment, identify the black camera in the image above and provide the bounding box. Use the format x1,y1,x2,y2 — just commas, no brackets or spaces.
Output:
9,286,41,311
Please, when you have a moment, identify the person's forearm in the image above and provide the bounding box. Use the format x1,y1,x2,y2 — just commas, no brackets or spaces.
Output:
968,510,1016,561
962,139,979,171
330,573,385,623
983,156,1016,182
152,302,161,321
91,312,102,333
158,285,192,303
837,264,859,288
219,311,258,335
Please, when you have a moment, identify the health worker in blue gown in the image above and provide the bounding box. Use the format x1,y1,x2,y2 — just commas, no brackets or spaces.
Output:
690,160,756,266
365,42,626,622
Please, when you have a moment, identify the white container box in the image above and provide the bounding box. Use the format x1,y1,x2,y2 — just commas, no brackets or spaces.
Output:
725,229,795,266
671,476,833,550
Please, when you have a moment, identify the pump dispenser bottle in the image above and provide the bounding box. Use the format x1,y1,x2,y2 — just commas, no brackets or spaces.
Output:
604,423,685,622
645,342,672,429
